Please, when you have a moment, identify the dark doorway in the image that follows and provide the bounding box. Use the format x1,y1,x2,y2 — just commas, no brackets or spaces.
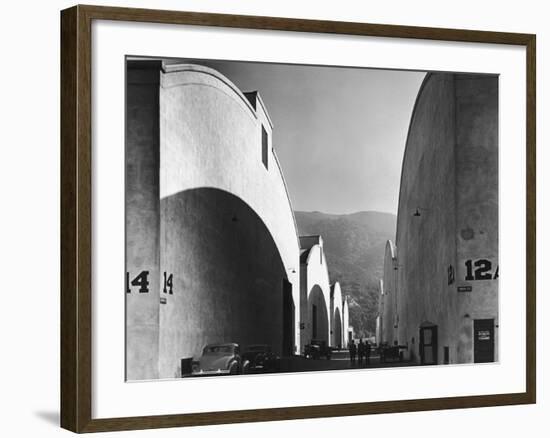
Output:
419,323,438,365
282,279,295,356
474,319,495,363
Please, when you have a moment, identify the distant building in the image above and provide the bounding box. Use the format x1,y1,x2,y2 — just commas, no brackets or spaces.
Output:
299,235,332,349
382,73,498,365
375,280,383,345
330,282,347,349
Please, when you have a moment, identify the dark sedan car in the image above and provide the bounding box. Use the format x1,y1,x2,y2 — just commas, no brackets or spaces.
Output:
242,344,281,373
304,340,331,360
191,343,243,376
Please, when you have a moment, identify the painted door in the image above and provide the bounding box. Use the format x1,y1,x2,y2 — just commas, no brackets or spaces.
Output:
419,326,438,365
474,319,495,363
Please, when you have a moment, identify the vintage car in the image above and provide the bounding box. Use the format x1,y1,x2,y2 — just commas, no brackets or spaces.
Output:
191,343,244,376
242,344,281,373
304,340,331,360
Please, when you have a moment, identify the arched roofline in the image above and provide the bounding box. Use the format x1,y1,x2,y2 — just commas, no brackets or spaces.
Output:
308,283,330,309
162,63,258,120
161,62,302,255
330,281,342,299
396,72,432,242
305,245,331,284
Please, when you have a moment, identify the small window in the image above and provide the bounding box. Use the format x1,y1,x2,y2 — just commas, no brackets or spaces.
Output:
261,125,268,169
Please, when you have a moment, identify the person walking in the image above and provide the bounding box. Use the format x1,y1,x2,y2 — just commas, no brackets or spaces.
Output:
365,340,371,366
358,338,365,366
349,339,356,366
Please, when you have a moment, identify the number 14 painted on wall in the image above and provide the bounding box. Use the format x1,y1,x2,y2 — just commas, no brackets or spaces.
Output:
126,270,174,294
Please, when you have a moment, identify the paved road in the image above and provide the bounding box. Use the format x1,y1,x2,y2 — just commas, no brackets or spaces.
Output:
279,350,412,373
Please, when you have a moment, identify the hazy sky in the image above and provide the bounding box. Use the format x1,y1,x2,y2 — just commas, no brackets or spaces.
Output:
174,59,425,215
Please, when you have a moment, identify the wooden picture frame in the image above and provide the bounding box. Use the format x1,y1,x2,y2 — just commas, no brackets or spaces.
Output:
60,4,536,433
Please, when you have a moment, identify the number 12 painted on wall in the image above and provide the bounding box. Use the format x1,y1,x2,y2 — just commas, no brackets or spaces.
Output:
465,259,499,281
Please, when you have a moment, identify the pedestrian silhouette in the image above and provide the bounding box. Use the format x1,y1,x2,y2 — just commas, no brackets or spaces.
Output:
358,338,365,366
349,339,356,366
365,340,371,366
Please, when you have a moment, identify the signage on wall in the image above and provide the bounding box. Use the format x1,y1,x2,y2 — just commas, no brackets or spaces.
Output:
457,286,473,292
126,270,150,293
477,330,492,341
126,270,174,295
464,259,499,281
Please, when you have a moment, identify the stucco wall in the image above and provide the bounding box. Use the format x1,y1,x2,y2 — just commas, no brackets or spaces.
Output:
330,282,344,348
454,76,499,362
300,241,332,348
396,74,458,364
343,297,350,345
395,73,498,364
159,188,288,377
126,62,302,380
157,64,301,378
125,62,161,381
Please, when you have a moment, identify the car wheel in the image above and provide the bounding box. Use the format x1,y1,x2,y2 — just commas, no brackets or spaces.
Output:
229,362,239,375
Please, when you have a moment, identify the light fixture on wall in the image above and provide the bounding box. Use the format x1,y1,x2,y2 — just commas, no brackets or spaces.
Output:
413,207,429,217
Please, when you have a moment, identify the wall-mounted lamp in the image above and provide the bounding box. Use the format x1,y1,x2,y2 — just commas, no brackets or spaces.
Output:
464,313,471,318
413,207,429,217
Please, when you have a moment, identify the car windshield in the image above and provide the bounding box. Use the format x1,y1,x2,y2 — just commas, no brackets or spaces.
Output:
203,345,234,355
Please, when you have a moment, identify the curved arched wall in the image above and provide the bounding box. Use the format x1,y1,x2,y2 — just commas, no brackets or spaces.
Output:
330,282,344,348
300,243,332,348
395,73,498,365
342,297,350,344
126,62,301,380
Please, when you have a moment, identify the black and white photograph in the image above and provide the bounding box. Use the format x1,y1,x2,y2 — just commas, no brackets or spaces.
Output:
125,57,498,381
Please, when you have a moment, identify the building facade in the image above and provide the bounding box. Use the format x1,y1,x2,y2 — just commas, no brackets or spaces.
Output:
126,61,350,380
126,61,302,380
384,73,498,365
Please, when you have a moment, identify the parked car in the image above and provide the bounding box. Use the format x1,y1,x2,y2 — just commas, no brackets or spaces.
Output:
242,344,281,373
191,343,243,376
304,340,331,360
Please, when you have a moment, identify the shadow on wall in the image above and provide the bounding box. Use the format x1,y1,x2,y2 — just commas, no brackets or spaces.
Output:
157,187,294,378
308,284,329,344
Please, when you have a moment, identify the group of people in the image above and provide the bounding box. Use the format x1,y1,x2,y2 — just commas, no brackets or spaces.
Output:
348,338,371,366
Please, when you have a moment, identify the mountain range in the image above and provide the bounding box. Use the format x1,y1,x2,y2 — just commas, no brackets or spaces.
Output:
294,210,397,337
